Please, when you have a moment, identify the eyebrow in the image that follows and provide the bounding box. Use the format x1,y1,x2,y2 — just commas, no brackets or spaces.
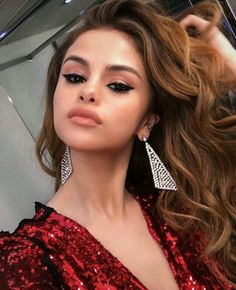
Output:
63,55,142,81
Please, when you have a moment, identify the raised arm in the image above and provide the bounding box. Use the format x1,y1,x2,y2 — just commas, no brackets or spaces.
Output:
179,14,236,80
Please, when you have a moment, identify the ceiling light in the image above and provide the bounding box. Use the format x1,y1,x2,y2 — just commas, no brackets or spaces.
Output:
64,0,72,4
0,32,6,40
8,97,13,104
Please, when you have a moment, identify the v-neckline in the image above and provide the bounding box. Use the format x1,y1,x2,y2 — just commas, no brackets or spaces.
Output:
34,193,164,290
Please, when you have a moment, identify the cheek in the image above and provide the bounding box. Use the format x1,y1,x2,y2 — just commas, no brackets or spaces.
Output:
53,88,67,140
106,98,148,137
53,79,69,120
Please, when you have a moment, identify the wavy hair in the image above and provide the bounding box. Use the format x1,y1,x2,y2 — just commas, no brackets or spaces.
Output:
35,0,236,287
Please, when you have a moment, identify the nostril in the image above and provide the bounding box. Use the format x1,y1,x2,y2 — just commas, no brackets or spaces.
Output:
78,96,95,102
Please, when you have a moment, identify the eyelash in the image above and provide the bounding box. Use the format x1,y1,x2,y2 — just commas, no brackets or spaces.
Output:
62,73,134,93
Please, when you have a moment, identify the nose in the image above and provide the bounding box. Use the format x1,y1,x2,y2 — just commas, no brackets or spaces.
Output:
77,95,95,103
77,75,100,104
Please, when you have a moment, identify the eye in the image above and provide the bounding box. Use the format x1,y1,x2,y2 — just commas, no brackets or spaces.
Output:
108,83,134,94
63,73,85,83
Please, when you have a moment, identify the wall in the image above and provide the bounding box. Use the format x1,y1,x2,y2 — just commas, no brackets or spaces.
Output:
0,32,56,232
0,29,57,139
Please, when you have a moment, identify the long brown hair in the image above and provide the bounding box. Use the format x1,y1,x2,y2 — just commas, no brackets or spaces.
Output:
35,0,236,287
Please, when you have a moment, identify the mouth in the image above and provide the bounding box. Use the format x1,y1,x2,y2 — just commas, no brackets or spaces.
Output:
69,115,100,127
68,107,102,126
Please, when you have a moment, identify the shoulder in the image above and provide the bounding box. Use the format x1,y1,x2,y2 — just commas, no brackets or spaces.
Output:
0,231,45,259
0,232,58,289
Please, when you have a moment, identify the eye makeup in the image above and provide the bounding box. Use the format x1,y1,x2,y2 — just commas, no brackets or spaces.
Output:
63,73,134,94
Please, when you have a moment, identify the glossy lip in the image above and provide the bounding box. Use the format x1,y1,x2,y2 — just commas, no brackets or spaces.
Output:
68,107,102,125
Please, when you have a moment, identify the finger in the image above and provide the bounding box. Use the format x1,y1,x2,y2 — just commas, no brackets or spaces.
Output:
179,14,210,33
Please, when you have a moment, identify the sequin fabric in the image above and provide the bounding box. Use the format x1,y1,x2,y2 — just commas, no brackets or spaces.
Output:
0,192,233,290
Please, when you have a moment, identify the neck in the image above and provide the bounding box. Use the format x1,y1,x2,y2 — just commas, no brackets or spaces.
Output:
53,144,134,223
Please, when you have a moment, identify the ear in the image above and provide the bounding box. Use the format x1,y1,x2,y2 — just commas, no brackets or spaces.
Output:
136,113,160,141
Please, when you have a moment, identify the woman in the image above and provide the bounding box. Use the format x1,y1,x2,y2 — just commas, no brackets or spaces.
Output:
0,0,235,289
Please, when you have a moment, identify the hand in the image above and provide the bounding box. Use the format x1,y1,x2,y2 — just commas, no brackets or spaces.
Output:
179,14,236,76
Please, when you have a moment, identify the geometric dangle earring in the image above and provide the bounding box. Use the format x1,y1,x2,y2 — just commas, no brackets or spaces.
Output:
143,137,178,191
60,145,73,185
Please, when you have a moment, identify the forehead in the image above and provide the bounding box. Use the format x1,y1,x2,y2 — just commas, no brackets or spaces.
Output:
64,28,144,70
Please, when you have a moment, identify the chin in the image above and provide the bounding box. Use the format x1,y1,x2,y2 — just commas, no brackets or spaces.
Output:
67,141,106,152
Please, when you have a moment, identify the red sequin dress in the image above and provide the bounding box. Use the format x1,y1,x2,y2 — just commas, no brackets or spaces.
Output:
0,192,233,290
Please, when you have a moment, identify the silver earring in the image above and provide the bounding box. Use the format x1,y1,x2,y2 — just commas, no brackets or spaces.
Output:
143,137,177,191
61,145,73,185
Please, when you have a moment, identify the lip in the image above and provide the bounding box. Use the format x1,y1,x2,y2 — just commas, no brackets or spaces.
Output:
68,107,102,125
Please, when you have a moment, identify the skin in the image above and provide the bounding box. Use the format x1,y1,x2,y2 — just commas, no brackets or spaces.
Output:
47,16,235,289
50,27,159,225
49,28,179,290
50,15,236,226
180,14,236,79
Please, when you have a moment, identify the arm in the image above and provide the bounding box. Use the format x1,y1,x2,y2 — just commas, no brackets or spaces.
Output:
224,50,236,80
179,14,236,81
0,234,58,289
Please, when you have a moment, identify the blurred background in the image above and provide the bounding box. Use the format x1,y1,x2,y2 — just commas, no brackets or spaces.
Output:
0,0,235,232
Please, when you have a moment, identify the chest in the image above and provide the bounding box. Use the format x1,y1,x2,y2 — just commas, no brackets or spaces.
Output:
87,214,179,290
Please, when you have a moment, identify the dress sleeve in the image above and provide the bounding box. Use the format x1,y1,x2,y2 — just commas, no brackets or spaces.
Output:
0,233,59,289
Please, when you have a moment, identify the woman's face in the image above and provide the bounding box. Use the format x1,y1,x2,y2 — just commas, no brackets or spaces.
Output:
53,28,156,152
